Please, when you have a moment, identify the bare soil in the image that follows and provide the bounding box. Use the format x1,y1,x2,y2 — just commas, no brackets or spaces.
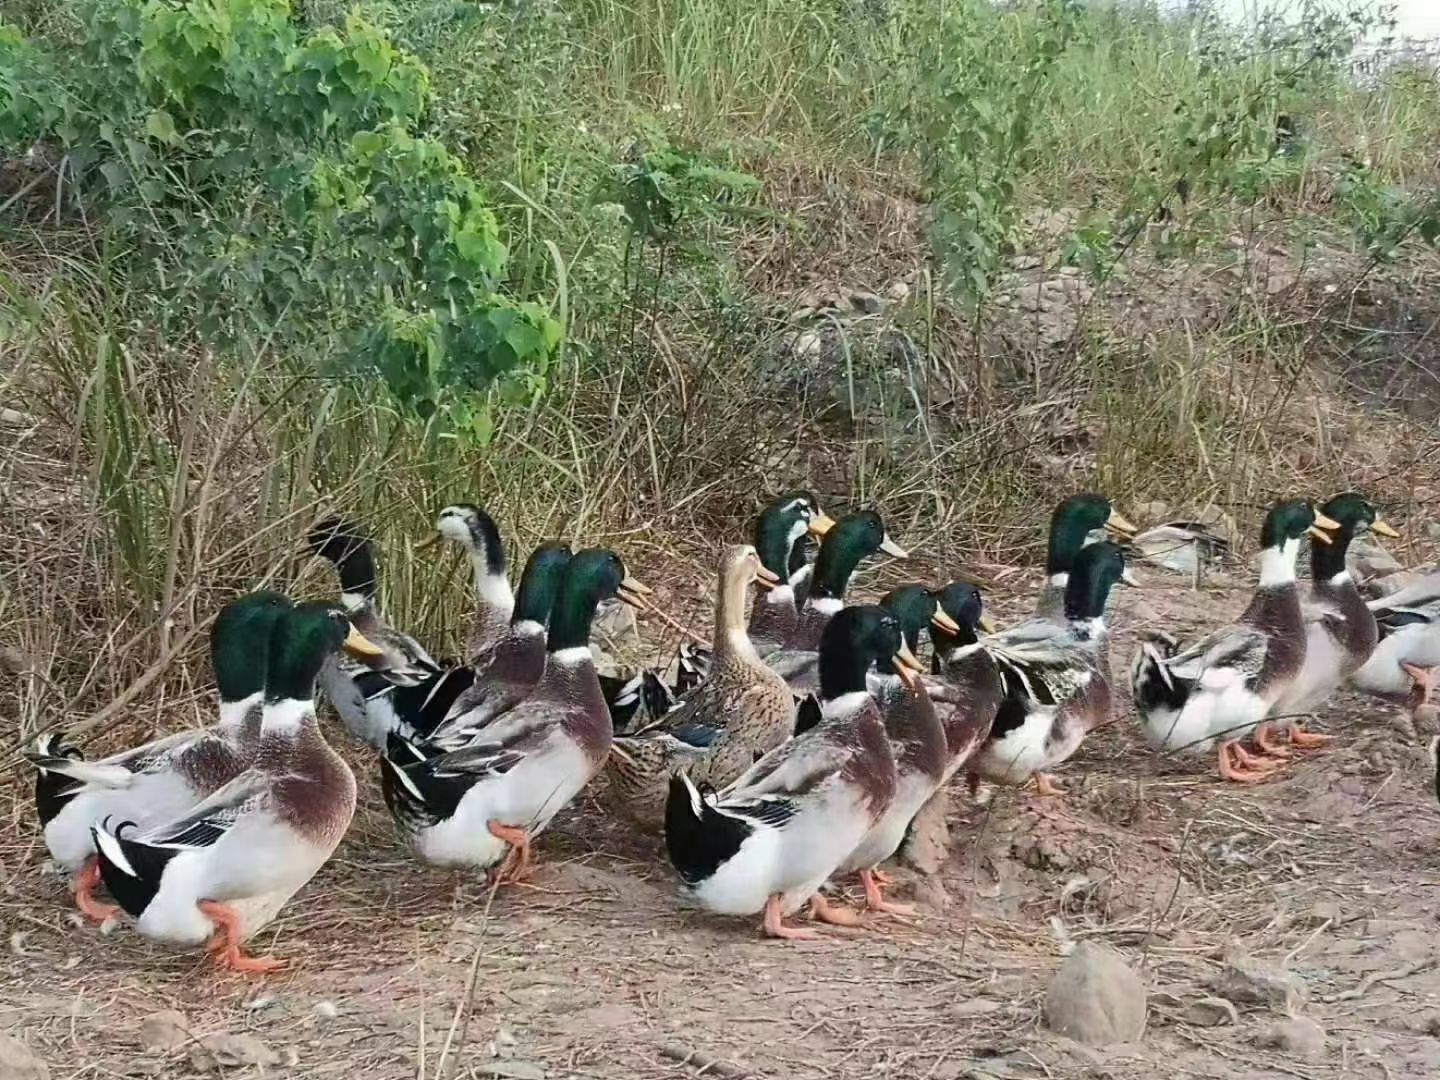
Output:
3,572,1440,1080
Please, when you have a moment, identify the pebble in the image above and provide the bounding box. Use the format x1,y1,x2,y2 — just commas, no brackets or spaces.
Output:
1258,1016,1327,1059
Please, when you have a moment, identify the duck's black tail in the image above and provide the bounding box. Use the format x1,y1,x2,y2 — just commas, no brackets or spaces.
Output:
664,773,750,886
91,819,176,918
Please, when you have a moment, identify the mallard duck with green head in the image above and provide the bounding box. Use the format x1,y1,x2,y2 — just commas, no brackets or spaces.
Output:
664,605,908,941
379,550,648,882
826,586,946,919
24,591,293,924
1130,500,1338,782
971,541,1135,795
92,602,379,973
1034,494,1136,620
765,510,908,692
605,545,794,830
412,543,574,754
1272,493,1397,736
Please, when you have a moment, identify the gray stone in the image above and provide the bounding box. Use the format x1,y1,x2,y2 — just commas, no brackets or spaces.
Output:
591,599,638,646
1042,941,1147,1045
1181,997,1239,1027
476,1064,545,1080
0,1036,49,1080
1208,945,1307,1010
139,1010,192,1053
1257,1017,1327,1059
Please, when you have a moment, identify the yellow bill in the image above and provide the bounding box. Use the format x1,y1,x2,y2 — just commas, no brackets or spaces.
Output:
617,575,653,608
343,626,385,659
1371,519,1400,539
807,512,838,538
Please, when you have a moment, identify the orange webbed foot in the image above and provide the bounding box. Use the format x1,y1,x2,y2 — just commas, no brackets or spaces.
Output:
860,869,916,918
487,820,533,885
1032,773,1068,797
1251,722,1292,759
198,900,287,975
807,893,863,927
73,858,120,925
762,895,821,941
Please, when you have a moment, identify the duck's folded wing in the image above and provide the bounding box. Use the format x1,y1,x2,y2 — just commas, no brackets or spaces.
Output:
1166,625,1266,681
1369,573,1440,614
1301,599,1347,634
133,768,272,850
721,730,850,800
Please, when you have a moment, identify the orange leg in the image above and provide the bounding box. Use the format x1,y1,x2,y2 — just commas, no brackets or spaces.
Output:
1404,663,1433,711
1230,740,1282,772
869,868,896,887
1252,723,1291,759
487,820,532,885
860,869,916,917
73,857,120,924
807,893,863,927
762,894,820,941
1033,772,1068,797
198,901,286,974
1217,741,1275,784
1286,724,1335,749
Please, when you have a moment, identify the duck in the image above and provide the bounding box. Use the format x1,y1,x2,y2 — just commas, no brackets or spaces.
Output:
605,492,833,724
664,605,907,941
1352,570,1440,713
309,506,511,748
899,581,1005,874
379,549,648,881
418,503,515,656
764,510,908,692
390,543,574,757
1129,519,1231,577
970,541,1135,795
926,581,1004,783
1271,493,1398,734
827,586,947,919
91,602,380,973
24,591,292,924
604,545,793,830
1034,494,1136,620
1130,500,1339,783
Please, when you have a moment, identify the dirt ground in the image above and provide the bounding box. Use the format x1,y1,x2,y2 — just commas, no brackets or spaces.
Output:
3,570,1440,1080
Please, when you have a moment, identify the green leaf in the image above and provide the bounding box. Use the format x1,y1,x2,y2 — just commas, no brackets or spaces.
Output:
144,108,179,145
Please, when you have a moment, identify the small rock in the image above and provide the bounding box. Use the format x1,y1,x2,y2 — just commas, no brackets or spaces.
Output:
313,1001,338,1019
1408,1009,1440,1036
847,288,884,314
1258,1017,1327,1059
1181,997,1239,1027
1208,945,1307,1010
1042,941,1147,1046
1349,536,1403,581
885,280,911,302
0,407,35,426
189,1033,280,1073
139,1011,192,1053
950,998,1004,1019
0,1035,49,1080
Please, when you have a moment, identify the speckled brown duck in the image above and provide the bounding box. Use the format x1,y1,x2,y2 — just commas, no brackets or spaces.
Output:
1272,493,1397,737
92,601,379,974
604,545,795,831
24,591,292,925
1130,500,1338,783
664,605,906,942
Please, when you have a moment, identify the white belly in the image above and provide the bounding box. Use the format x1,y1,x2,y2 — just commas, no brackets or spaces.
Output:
136,818,339,946
1352,625,1440,696
839,770,937,874
413,734,595,868
973,709,1071,784
1273,625,1345,714
689,787,875,918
